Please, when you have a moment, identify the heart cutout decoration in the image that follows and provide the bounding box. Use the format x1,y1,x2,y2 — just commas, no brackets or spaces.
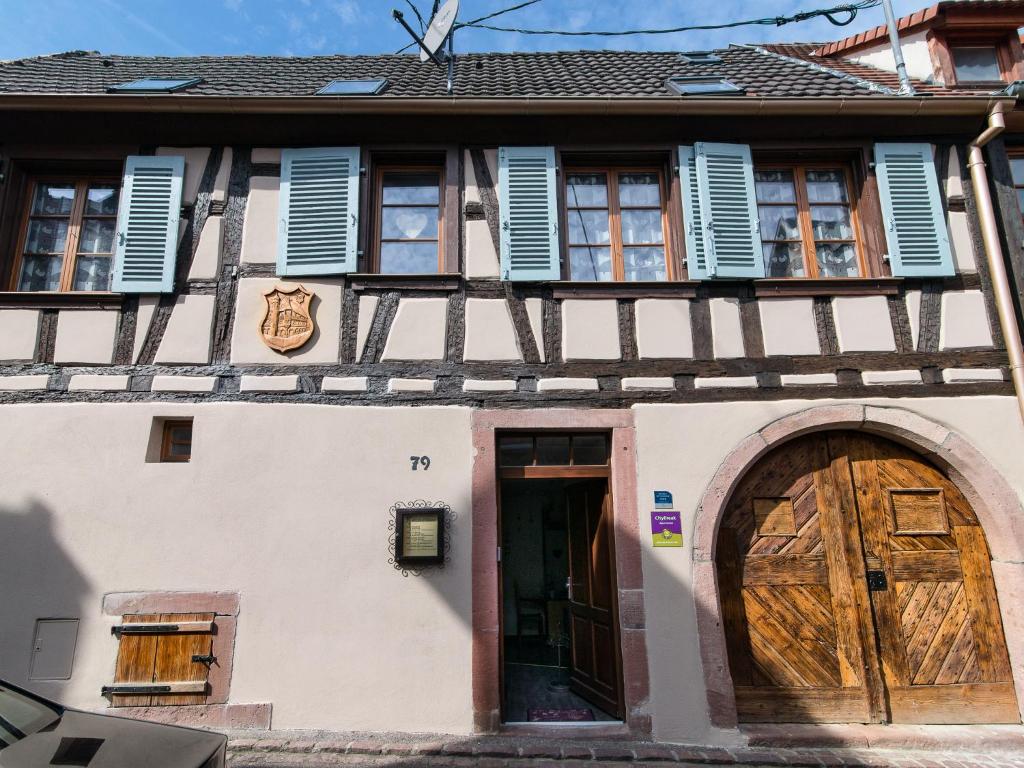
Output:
395,212,429,239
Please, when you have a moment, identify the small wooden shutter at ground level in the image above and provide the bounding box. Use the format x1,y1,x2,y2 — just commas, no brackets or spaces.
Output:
874,143,954,277
498,146,560,281
108,613,214,706
112,155,185,293
694,142,765,279
277,147,360,276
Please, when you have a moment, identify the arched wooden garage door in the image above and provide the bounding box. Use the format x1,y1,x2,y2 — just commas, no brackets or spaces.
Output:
717,431,1019,724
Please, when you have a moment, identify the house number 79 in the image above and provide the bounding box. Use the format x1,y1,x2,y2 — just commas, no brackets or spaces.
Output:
410,456,431,471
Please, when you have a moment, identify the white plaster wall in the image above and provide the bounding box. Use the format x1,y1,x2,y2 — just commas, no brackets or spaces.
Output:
0,309,39,362
709,298,744,359
632,394,1024,743
241,176,280,265
230,278,342,365
849,30,937,82
562,300,620,360
463,299,521,361
463,150,500,279
940,290,994,349
635,300,693,359
154,295,217,365
53,311,119,365
905,289,921,350
381,298,448,361
832,295,896,352
758,299,819,356
0,403,474,734
524,298,545,362
356,295,379,362
133,297,160,363
949,210,978,273
189,216,223,281
212,148,233,203
156,147,211,207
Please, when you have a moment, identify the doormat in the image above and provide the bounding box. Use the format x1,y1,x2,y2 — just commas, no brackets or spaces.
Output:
527,708,594,722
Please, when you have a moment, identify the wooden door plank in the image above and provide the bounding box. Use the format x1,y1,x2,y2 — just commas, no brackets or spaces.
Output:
717,528,754,686
112,613,161,707
741,554,828,585
734,686,872,723
891,550,963,581
887,682,1021,724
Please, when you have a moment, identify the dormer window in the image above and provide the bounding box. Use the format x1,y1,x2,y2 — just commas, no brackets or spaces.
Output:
951,46,1003,83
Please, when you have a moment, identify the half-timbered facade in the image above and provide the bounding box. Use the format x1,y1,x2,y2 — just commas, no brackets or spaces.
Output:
2,0,1024,746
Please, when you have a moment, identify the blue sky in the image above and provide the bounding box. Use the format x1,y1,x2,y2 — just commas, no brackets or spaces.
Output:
1,0,931,59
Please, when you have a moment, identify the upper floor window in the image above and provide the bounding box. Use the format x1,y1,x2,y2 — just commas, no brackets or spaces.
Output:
374,166,444,274
755,165,861,279
12,177,120,292
1011,153,1024,218
565,168,671,281
951,45,1003,83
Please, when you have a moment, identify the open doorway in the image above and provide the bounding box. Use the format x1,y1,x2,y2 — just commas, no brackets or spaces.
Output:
498,433,624,724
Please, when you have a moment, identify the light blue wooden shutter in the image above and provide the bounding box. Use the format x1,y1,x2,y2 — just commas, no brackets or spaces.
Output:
499,146,560,281
112,155,184,293
278,147,360,276
694,142,765,279
874,143,954,277
678,146,708,279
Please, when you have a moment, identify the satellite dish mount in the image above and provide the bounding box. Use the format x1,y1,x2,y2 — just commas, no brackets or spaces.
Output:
393,0,459,93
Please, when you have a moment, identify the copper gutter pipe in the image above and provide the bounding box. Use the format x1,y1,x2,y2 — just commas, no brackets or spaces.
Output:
966,104,1024,422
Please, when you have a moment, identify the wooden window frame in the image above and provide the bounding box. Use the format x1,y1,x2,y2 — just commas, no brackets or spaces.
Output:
9,174,120,293
754,162,867,280
932,30,1023,87
160,420,193,463
497,431,611,479
370,163,446,275
562,165,675,282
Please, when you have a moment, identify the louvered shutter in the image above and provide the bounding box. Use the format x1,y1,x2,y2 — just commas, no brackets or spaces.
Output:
678,146,709,279
278,147,360,276
112,156,184,293
874,143,954,277
694,142,765,279
498,146,560,281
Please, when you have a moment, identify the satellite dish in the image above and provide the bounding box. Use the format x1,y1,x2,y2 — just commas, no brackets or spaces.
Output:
420,0,459,62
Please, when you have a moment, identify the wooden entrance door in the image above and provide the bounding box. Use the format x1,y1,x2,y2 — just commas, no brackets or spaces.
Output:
717,432,1019,724
567,480,624,718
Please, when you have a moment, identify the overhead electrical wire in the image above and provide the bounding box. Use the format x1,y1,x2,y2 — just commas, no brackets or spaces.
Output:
405,0,428,34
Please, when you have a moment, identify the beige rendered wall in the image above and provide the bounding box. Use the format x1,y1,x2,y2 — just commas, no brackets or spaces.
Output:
632,394,1024,744
0,403,474,734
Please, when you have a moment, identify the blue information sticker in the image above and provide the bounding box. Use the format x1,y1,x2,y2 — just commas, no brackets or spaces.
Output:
654,491,673,509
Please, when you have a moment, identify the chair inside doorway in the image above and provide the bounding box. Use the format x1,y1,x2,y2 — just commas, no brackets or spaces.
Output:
499,432,624,724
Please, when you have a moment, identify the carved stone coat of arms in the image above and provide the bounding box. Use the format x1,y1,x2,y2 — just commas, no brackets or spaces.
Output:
261,285,315,353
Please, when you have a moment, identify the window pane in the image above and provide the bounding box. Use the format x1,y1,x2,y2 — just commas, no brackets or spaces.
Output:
381,207,438,240
569,246,613,281
1012,158,1024,187
567,209,611,244
535,435,570,465
32,184,75,216
816,243,859,277
763,242,806,278
24,219,68,254
952,47,1002,82
618,173,661,206
754,170,796,203
85,185,119,216
382,173,440,205
572,434,607,465
73,256,112,291
810,206,853,240
18,255,63,291
380,242,438,274
758,206,799,241
169,426,192,444
623,247,667,281
499,435,533,466
78,219,116,254
566,174,608,207
168,441,191,457
621,209,663,244
805,170,848,203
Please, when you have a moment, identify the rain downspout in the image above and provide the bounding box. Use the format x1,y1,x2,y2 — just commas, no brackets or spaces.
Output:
966,104,1024,422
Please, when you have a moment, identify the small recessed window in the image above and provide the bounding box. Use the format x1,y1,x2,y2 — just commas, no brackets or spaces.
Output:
160,420,193,462
679,51,723,65
108,78,202,93
667,77,744,96
317,78,389,96
952,47,1002,82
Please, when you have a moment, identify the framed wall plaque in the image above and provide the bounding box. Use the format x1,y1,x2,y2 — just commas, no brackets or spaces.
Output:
395,507,446,565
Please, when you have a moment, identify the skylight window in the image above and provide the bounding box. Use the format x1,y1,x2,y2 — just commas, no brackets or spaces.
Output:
316,79,389,96
667,77,745,96
108,78,202,93
679,51,723,65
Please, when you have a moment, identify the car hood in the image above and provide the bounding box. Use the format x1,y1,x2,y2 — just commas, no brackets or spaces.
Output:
0,708,225,767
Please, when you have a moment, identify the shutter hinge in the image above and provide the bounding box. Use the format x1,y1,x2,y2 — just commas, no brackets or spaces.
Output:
360,166,367,176
496,546,502,563
882,253,891,263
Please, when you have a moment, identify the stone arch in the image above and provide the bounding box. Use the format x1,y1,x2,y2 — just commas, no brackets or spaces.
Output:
692,403,1024,728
